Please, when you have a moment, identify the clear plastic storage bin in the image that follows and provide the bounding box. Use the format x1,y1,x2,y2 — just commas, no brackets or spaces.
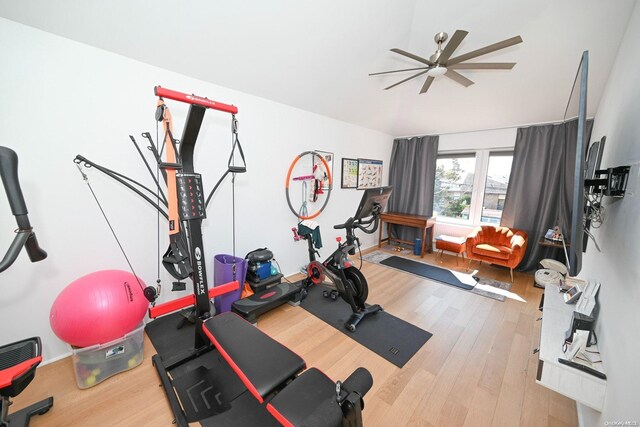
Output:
70,323,144,389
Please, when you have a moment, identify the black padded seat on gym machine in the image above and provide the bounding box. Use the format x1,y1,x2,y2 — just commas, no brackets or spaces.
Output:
202,313,373,427
202,312,306,403
266,367,343,427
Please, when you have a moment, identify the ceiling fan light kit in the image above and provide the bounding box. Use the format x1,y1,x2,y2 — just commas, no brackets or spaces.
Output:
426,66,447,77
370,30,523,95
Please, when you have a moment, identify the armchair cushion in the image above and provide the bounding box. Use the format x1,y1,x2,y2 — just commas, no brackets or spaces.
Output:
473,244,512,260
466,226,528,269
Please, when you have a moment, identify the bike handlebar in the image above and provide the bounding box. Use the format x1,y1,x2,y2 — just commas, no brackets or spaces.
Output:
333,215,380,243
0,231,30,273
0,146,27,216
0,146,47,273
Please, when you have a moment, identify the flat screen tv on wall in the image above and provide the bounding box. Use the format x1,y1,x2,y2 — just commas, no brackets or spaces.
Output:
583,136,606,252
561,51,589,277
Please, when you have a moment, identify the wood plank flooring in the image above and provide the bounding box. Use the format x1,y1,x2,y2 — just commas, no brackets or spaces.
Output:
11,249,578,426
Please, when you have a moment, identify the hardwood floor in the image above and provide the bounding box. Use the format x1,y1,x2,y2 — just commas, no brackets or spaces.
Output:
11,249,578,426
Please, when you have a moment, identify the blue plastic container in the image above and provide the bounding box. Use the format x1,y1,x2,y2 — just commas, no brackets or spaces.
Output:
213,254,248,314
414,238,422,255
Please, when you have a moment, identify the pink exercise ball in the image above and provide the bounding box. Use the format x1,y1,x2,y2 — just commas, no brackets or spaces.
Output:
50,270,149,348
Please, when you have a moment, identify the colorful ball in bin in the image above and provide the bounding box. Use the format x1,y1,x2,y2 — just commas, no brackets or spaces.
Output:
128,356,139,368
50,270,149,348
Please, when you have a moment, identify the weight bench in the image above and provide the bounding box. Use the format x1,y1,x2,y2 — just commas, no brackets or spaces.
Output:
202,312,372,426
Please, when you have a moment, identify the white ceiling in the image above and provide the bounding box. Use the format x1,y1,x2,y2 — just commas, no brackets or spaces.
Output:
1,0,637,136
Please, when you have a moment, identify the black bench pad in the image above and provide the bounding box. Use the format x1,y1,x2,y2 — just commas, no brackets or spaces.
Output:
202,312,306,403
266,368,343,427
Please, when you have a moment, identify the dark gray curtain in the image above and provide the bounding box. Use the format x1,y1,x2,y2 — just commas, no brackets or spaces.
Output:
387,135,439,243
501,119,593,271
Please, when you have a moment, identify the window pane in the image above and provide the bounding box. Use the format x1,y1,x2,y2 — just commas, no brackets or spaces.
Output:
481,153,513,224
433,155,476,220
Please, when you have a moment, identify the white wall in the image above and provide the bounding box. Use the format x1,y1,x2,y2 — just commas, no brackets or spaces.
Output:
438,127,517,153
0,18,393,361
576,1,640,424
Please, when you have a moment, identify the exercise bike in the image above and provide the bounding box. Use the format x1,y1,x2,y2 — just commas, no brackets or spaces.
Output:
293,186,392,332
0,146,54,427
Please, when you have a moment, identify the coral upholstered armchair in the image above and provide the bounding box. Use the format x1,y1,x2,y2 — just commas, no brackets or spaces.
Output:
466,226,528,282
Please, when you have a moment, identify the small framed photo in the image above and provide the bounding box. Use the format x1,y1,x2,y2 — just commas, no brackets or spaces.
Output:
341,158,359,188
357,158,383,189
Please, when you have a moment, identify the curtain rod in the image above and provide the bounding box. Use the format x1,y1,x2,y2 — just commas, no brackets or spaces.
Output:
394,116,595,139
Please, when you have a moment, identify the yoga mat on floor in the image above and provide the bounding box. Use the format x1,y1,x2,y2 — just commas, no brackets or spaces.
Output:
300,284,432,368
380,255,476,290
363,251,511,301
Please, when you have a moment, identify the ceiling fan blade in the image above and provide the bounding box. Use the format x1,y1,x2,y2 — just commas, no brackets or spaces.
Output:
390,48,435,66
438,30,468,64
444,70,474,87
448,62,516,70
447,35,523,66
369,66,430,76
384,69,430,90
419,76,435,94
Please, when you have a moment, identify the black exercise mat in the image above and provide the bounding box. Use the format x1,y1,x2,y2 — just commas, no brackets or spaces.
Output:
380,255,475,290
300,285,432,368
172,361,245,422
145,310,197,360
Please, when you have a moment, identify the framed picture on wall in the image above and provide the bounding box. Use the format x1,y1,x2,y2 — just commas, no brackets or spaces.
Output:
314,150,333,190
357,158,383,189
341,158,359,188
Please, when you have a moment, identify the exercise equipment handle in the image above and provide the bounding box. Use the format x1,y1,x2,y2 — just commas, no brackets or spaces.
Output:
154,86,238,114
148,280,240,318
0,146,27,216
0,231,30,273
342,367,373,397
333,217,355,230
354,215,380,235
0,146,47,272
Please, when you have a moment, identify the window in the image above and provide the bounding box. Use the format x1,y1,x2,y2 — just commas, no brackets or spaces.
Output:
433,154,476,221
433,150,513,225
481,153,513,224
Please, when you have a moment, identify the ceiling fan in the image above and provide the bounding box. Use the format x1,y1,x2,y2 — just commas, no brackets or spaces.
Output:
370,30,523,95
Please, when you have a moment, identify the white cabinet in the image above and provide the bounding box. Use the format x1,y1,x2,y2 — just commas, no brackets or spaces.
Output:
536,286,606,411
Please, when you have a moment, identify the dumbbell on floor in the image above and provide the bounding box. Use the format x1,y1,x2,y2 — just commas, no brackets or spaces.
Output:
323,289,339,300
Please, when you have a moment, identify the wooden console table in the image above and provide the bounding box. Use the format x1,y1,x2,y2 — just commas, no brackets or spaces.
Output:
538,237,570,249
378,212,436,258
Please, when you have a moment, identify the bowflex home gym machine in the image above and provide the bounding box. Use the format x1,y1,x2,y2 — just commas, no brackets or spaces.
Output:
293,186,393,332
96,87,373,426
0,146,54,426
